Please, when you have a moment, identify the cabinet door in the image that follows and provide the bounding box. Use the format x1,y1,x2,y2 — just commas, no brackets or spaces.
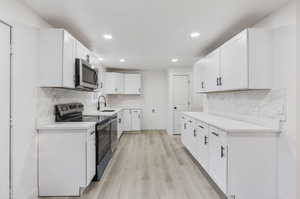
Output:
205,49,221,92
96,63,104,92
195,122,209,170
220,30,248,90
104,72,118,94
104,72,124,94
122,109,132,131
124,74,142,94
209,128,227,193
194,60,207,93
62,31,76,88
185,118,195,154
131,109,141,131
76,41,90,60
116,73,124,94
86,131,96,184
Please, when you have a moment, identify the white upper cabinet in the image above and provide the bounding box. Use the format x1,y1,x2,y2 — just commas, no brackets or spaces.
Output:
104,72,142,95
76,41,90,60
194,60,207,93
124,74,142,94
39,29,77,88
205,49,221,92
62,31,77,88
104,72,124,94
90,53,104,92
220,30,248,90
194,28,272,93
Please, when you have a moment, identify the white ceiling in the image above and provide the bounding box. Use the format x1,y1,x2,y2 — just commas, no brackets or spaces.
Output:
21,0,288,69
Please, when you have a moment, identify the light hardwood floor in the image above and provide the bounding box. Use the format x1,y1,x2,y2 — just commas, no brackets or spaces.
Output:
40,130,223,199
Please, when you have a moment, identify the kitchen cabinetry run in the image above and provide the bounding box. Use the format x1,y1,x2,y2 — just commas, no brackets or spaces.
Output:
194,28,272,93
122,109,142,131
105,72,142,95
181,113,278,199
38,126,96,196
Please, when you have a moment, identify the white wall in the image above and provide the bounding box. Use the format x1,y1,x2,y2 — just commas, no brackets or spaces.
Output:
201,2,296,199
0,1,101,199
0,1,51,199
108,70,168,130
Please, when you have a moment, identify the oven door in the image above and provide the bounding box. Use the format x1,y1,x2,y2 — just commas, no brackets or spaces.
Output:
94,120,112,181
110,116,118,152
75,58,98,89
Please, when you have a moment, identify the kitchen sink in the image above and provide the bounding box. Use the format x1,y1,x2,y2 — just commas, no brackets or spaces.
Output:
101,110,115,112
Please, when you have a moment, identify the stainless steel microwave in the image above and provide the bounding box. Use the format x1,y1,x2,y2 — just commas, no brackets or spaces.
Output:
75,58,98,90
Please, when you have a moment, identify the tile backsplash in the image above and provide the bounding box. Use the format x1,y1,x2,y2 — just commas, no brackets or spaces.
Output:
37,88,100,125
204,89,286,129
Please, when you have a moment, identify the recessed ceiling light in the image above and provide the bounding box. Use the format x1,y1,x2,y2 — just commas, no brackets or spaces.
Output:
190,32,200,38
171,58,178,63
103,34,112,40
120,58,126,63
98,57,103,61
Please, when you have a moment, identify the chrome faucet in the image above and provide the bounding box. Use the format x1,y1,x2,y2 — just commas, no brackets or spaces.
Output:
97,95,107,111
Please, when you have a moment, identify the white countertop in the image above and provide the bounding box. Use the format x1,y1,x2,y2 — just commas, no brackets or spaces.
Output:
84,107,122,117
37,122,96,131
84,106,142,117
182,112,279,134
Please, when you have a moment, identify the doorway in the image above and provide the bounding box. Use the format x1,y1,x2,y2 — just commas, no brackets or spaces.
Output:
0,20,12,199
171,75,190,134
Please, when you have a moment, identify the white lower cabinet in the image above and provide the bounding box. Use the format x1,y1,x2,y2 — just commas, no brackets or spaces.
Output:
181,113,278,199
38,127,96,197
131,109,142,131
122,109,142,131
208,127,227,193
86,132,96,183
194,121,209,171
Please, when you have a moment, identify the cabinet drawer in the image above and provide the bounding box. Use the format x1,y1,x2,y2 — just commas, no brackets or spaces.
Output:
209,126,227,143
196,121,208,134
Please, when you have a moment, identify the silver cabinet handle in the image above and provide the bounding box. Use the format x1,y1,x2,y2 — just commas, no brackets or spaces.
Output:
211,132,219,137
204,136,208,145
221,146,225,158
90,131,95,135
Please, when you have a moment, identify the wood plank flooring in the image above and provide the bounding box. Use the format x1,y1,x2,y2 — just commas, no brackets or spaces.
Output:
40,130,222,199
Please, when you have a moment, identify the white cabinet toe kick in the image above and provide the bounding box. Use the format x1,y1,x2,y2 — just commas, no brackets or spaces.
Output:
181,112,279,199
